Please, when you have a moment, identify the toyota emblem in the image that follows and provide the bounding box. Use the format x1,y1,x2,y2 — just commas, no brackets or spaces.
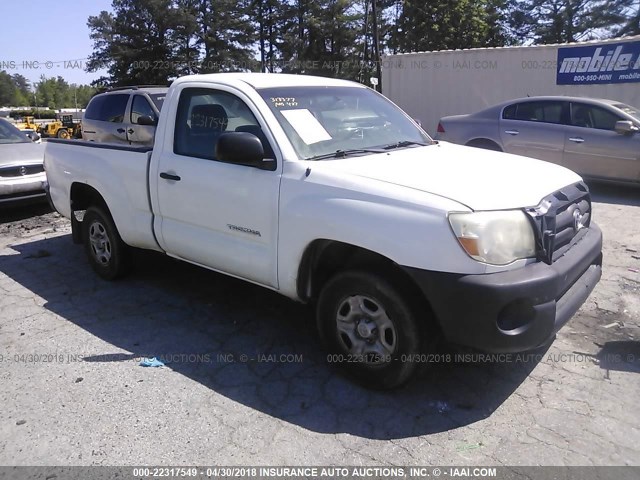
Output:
573,208,585,232
18,166,28,176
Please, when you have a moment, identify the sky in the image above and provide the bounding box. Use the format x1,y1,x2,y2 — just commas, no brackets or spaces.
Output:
0,0,114,86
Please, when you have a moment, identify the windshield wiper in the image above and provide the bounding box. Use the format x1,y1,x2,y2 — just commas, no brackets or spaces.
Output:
382,140,430,150
306,148,386,161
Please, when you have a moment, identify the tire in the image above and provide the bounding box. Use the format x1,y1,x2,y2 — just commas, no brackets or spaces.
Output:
57,129,70,139
316,270,423,389
465,139,502,151
82,206,131,280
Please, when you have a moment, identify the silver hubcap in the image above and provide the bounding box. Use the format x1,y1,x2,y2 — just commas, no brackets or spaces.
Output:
336,295,397,364
89,220,111,265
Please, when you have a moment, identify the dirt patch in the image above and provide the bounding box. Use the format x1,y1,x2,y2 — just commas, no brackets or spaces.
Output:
0,203,70,249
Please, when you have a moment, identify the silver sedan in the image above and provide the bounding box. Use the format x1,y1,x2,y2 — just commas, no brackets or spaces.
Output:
436,96,640,184
0,118,47,205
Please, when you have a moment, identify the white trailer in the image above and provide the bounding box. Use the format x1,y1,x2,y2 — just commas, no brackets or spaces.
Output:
382,35,640,135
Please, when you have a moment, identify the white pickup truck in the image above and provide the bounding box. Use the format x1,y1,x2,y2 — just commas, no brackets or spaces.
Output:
44,73,603,388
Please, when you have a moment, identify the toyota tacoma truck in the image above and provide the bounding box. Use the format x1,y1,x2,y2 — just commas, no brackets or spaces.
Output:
44,73,603,389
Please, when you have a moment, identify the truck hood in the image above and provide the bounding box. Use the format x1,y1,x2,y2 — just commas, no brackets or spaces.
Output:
313,141,582,211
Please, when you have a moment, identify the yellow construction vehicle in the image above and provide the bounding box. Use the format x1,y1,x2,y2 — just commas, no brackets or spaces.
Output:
38,114,82,139
15,116,39,131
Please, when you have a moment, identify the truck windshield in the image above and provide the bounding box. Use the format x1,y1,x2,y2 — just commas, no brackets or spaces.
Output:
0,119,30,144
257,86,433,160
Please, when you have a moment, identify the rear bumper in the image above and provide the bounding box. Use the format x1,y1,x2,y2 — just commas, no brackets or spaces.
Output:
403,224,603,352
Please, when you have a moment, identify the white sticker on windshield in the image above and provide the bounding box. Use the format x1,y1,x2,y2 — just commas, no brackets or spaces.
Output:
280,109,332,145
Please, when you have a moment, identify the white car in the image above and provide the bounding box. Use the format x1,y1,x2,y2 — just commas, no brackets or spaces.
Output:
44,73,602,388
0,118,47,205
20,128,42,144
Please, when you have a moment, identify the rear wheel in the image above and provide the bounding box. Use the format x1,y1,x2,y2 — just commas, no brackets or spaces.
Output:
317,270,423,389
57,128,70,139
82,207,131,280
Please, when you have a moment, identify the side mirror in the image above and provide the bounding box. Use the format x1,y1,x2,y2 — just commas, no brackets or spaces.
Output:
137,115,157,126
23,131,40,142
614,120,638,135
216,132,275,170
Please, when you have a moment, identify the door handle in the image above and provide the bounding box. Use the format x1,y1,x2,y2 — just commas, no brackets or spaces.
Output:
160,172,181,181
569,137,585,143
504,130,519,135
117,128,125,134
127,128,134,134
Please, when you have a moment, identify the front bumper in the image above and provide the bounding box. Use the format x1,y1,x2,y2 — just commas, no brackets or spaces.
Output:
0,174,47,205
404,223,603,352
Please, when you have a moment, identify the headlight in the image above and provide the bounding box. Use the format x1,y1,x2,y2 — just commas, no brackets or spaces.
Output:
448,210,536,265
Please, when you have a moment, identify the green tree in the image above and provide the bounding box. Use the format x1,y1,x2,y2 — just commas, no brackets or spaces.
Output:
390,0,492,53
28,76,95,109
0,71,15,106
171,0,201,75
87,0,259,83
279,0,362,78
190,0,256,72
483,0,522,46
35,75,59,109
85,10,116,87
87,0,184,85
73,85,98,108
11,74,32,106
613,0,640,36
252,0,287,72
522,0,629,43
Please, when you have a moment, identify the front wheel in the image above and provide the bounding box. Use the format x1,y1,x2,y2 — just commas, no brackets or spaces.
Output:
317,270,423,389
82,207,131,280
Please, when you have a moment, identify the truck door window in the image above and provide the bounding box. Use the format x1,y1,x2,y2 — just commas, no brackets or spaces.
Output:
131,95,156,124
174,88,274,161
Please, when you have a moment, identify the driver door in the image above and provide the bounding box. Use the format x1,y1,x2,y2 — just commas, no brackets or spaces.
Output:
151,86,281,287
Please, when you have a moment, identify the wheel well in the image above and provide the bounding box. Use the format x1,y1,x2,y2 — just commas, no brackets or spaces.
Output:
69,183,110,244
465,138,502,151
298,240,442,341
298,240,423,303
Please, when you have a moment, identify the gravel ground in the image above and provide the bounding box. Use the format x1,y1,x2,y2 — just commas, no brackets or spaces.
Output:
0,182,639,467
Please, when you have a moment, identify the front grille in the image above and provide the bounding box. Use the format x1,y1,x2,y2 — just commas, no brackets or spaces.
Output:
0,164,45,178
525,182,591,264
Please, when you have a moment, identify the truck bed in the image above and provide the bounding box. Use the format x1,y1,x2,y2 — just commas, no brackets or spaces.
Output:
44,140,161,251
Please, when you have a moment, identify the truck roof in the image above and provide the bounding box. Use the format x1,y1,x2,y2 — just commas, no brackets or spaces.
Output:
172,72,365,90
